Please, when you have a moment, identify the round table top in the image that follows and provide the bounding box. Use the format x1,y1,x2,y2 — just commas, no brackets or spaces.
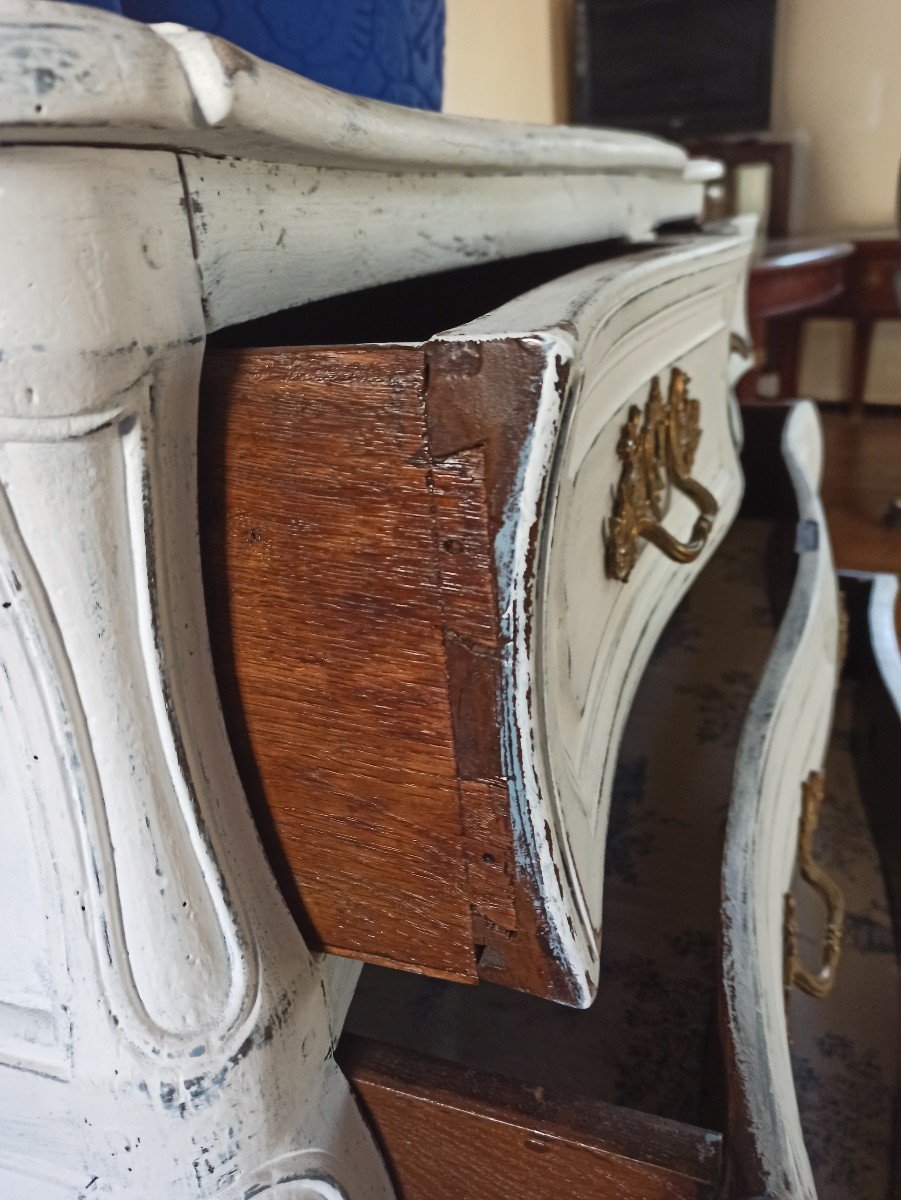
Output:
752,238,855,272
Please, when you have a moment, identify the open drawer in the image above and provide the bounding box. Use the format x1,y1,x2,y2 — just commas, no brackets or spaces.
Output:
337,403,899,1197
200,229,751,1004
720,431,901,1200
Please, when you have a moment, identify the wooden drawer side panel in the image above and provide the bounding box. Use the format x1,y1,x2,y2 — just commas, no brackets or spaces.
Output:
199,233,754,1002
199,345,477,980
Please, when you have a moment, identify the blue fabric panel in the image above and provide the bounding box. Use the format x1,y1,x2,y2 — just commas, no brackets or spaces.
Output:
76,0,445,110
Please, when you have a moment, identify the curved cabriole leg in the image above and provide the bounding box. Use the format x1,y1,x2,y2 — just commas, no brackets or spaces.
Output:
0,147,392,1199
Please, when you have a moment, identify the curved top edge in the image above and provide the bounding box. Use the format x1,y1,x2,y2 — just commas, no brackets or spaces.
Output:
0,2,704,177
433,228,752,347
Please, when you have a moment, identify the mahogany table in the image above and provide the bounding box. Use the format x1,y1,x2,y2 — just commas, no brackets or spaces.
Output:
738,238,854,402
826,234,901,410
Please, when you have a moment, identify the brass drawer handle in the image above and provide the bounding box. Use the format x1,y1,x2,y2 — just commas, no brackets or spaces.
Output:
606,367,718,583
783,771,845,1003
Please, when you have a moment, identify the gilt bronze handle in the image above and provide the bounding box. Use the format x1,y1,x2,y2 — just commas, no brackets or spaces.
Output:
605,367,718,583
783,770,845,1004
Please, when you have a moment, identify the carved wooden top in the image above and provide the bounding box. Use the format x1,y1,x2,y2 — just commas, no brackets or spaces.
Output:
0,2,718,180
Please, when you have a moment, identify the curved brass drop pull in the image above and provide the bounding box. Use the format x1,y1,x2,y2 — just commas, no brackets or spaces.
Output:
783,771,845,1005
606,368,719,582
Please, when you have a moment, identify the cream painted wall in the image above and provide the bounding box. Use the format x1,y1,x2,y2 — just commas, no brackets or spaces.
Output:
771,0,901,233
772,1,901,402
443,0,572,125
445,0,900,233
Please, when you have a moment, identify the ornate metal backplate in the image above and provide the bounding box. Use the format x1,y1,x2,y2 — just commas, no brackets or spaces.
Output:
605,367,718,583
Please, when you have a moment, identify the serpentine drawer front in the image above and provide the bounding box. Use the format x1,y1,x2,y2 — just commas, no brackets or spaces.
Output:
0,3,756,1193
718,403,840,1199
201,229,751,1005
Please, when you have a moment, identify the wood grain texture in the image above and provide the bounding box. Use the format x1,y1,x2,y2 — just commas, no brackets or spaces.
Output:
339,1036,722,1200
199,346,477,980
433,235,751,1006
199,337,571,995
0,147,394,1200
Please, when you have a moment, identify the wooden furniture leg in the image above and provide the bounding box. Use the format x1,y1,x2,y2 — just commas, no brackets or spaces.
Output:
776,316,804,399
850,317,875,414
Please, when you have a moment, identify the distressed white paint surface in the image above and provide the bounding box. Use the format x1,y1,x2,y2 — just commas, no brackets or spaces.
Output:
0,146,393,1200
721,402,840,1200
0,4,717,339
870,573,901,706
182,157,707,332
0,2,728,1192
435,231,753,1004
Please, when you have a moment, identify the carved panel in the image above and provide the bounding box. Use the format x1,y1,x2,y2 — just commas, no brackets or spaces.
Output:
0,144,393,1198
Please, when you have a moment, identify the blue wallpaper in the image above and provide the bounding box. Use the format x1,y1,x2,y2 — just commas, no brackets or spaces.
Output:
70,0,445,110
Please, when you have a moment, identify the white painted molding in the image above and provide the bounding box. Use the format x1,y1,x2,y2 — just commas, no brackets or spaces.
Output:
0,4,716,335
870,573,901,710
183,156,716,332
0,2,716,179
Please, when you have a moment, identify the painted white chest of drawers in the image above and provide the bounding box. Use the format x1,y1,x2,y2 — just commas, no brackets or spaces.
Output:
0,6,731,1195
1,5,897,1200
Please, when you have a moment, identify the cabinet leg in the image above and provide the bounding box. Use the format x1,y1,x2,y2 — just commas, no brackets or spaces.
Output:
0,146,393,1200
850,319,874,414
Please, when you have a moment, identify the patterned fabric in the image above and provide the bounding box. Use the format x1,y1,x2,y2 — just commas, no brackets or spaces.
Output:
66,0,445,109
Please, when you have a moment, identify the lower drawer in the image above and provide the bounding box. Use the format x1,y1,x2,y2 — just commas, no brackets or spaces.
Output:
786,573,901,1200
340,404,900,1198
719,402,841,1198
340,1036,721,1200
